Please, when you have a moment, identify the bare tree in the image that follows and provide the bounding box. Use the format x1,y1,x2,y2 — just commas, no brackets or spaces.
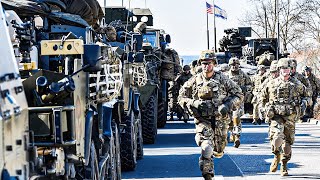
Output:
241,0,306,51
297,0,320,44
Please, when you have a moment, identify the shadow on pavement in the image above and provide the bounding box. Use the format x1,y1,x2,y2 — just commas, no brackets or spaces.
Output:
122,153,244,178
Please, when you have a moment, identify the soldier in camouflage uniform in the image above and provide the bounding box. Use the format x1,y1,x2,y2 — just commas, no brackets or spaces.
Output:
251,65,267,125
290,59,312,121
226,57,252,148
303,66,320,118
259,61,279,122
260,58,310,176
178,50,243,180
169,65,193,122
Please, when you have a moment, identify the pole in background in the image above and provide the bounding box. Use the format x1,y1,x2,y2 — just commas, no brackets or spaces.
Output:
275,0,280,60
264,5,268,38
213,0,217,52
207,11,210,50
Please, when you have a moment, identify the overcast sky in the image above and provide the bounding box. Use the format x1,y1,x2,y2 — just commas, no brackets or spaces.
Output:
98,0,251,55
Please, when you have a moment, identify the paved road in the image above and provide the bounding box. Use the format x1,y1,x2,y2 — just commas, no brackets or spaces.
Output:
122,120,320,180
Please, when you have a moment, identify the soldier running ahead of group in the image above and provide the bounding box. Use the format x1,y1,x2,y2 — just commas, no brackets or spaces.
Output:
226,57,252,148
178,50,243,180
259,58,311,176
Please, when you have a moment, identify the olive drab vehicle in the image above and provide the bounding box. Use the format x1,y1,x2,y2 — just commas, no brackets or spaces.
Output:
1,0,138,179
131,8,181,129
104,7,181,146
0,3,29,179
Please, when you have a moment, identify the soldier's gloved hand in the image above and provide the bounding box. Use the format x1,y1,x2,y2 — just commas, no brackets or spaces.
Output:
218,104,229,118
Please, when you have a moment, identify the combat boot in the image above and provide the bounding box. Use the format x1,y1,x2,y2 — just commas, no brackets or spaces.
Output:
199,157,214,180
252,119,258,125
183,113,189,123
269,153,280,172
203,174,213,180
280,161,289,176
234,135,240,148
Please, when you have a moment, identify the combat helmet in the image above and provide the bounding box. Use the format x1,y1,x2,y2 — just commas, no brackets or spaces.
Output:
228,57,240,65
277,58,291,69
183,65,191,71
270,60,278,72
197,50,217,65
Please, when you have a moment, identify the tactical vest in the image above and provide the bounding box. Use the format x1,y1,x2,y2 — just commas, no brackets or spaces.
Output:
228,70,246,87
267,78,300,116
195,73,228,108
253,74,267,92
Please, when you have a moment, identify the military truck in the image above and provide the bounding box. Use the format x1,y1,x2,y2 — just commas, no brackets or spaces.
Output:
0,3,29,179
104,7,181,145
2,0,134,178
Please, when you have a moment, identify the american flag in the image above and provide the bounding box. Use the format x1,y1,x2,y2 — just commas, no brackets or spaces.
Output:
206,2,213,14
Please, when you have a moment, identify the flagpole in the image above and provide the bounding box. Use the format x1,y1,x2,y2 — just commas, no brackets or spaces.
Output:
213,0,217,52
207,11,209,50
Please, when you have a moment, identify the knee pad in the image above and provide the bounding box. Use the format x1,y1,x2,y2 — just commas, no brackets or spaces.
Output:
201,141,213,159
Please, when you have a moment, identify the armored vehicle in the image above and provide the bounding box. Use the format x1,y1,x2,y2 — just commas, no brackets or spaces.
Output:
0,3,29,179
2,0,132,178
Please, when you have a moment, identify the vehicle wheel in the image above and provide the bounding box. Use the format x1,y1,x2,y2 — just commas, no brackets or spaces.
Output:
157,98,167,128
120,110,137,171
141,91,158,144
102,126,116,180
136,110,144,159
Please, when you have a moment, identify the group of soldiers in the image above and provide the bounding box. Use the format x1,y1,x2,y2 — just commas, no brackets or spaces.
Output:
176,50,320,180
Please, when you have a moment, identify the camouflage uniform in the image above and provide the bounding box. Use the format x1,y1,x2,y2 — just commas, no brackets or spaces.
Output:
251,65,267,125
290,59,312,121
260,58,310,176
303,66,320,118
226,57,252,148
169,65,192,122
178,50,243,179
259,61,279,122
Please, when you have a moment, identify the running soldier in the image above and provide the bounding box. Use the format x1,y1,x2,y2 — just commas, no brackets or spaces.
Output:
303,66,320,118
178,50,243,179
227,57,252,148
251,65,267,125
169,65,192,122
260,58,310,176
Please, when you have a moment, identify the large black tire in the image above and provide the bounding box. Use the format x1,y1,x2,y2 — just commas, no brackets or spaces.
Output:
157,98,167,128
141,91,158,144
120,110,137,171
136,111,144,159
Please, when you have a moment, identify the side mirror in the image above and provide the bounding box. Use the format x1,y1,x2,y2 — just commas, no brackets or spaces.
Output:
165,34,171,43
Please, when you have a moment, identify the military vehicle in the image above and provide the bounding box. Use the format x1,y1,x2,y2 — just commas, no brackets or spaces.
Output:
0,3,29,179
1,0,147,178
104,7,181,145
